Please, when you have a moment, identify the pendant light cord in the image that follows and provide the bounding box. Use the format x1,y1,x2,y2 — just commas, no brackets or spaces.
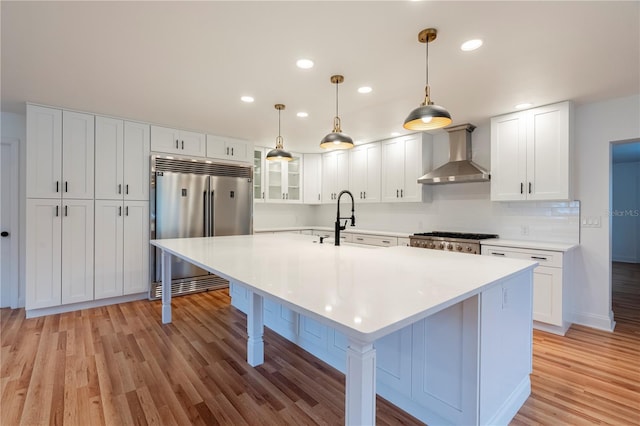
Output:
335,81,339,117
278,108,281,138
425,36,429,87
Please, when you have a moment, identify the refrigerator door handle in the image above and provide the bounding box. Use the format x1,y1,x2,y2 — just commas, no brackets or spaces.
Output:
203,190,209,237
210,190,215,237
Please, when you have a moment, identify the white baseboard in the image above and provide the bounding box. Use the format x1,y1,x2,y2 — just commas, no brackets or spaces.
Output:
571,310,616,332
533,320,570,336
482,376,531,426
25,292,148,318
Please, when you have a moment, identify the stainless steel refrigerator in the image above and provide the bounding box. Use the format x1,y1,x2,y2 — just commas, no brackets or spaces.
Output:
150,154,252,298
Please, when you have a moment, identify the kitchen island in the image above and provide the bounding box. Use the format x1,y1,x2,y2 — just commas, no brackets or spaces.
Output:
151,233,537,425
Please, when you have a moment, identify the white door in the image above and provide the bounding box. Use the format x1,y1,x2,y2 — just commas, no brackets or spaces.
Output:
123,121,150,201
62,111,95,199
61,199,94,304
94,200,124,299
123,201,149,295
1,138,20,308
95,116,124,200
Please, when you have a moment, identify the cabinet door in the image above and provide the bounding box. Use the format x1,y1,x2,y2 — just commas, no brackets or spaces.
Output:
336,151,350,196
381,138,404,202
151,125,181,154
322,152,337,202
364,143,381,203
265,159,285,201
303,154,322,204
490,112,527,201
123,122,150,201
527,102,570,200
61,199,94,304
95,116,124,200
376,326,412,397
533,266,563,326
26,105,62,199
401,136,422,202
123,201,149,295
205,134,228,160
62,111,95,199
179,130,206,157
350,146,367,201
26,199,62,309
227,138,252,163
253,148,265,201
94,200,124,299
286,154,302,202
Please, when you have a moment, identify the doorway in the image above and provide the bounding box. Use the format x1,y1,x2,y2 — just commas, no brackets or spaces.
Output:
1,138,20,308
611,140,640,325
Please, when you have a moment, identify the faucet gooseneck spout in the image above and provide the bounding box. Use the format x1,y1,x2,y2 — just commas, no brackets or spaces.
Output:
335,190,356,246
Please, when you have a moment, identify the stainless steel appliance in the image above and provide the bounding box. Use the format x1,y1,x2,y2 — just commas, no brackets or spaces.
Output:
409,231,498,254
150,154,252,298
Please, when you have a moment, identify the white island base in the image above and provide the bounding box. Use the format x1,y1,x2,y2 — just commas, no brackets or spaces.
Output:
151,235,535,426
230,270,532,425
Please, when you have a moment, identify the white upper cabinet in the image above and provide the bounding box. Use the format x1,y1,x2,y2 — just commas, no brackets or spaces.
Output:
349,142,381,203
303,153,322,204
253,148,265,202
206,135,252,163
150,125,206,157
322,150,349,203
265,153,303,202
491,101,572,201
27,105,94,200
62,111,95,199
27,105,62,199
95,117,150,200
381,134,429,203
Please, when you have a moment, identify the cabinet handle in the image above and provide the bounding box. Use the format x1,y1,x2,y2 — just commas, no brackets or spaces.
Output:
356,237,364,241
118,184,122,194
360,191,363,199
125,184,129,195
318,193,320,201
528,182,532,194
56,181,59,193
181,140,184,150
364,191,366,199
64,205,68,217
231,147,234,156
119,206,122,216
400,189,403,198
286,193,289,200
262,191,264,199
226,147,229,155
176,139,179,149
520,182,524,194
491,252,505,256
126,206,129,216
531,256,548,261
382,240,390,244
55,205,59,217
282,193,285,199
65,181,68,193
396,189,399,198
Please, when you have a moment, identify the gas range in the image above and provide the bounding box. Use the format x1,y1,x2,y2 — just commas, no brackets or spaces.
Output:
409,231,499,255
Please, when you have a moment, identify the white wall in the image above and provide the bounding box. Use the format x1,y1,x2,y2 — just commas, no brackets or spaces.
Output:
612,161,640,262
573,94,640,330
1,112,27,307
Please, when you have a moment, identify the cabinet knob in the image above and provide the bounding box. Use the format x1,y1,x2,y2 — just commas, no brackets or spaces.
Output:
1,231,9,237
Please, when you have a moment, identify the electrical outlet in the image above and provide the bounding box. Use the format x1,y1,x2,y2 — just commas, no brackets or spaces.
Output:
582,216,602,228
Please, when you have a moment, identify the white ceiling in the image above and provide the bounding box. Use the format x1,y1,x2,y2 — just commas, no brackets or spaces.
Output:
2,1,639,153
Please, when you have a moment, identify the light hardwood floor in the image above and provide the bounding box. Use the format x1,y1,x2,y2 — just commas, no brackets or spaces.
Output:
1,263,638,425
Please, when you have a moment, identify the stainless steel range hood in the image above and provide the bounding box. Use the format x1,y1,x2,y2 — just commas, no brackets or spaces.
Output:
418,123,490,184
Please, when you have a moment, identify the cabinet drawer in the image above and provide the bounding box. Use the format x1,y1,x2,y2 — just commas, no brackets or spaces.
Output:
350,234,397,247
481,246,562,268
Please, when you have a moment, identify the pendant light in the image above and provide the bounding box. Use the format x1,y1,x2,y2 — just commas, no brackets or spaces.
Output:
403,28,452,131
266,104,293,161
320,75,354,150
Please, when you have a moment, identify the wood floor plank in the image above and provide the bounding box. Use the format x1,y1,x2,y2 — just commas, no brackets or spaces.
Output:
1,262,638,425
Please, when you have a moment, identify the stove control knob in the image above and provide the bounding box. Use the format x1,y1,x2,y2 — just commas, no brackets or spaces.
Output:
429,242,435,249
447,244,453,250
467,247,473,252
439,243,445,249
456,245,463,251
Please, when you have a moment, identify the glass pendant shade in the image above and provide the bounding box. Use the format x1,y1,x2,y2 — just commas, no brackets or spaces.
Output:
404,28,452,131
321,75,354,150
266,104,293,162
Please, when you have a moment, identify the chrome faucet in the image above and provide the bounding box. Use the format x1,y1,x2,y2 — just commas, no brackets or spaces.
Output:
335,190,356,246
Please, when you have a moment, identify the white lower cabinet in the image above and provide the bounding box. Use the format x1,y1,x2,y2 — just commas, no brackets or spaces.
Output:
26,199,94,309
95,200,149,299
482,244,570,334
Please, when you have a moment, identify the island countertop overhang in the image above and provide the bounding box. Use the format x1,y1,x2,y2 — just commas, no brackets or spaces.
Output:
150,233,537,342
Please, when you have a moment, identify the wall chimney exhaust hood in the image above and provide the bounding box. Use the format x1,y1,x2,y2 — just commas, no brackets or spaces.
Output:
418,123,490,184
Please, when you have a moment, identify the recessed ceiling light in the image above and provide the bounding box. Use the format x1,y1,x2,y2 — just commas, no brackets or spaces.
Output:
357,86,372,94
296,59,314,69
240,96,254,103
391,132,400,137
461,39,483,51
296,112,308,118
515,103,533,109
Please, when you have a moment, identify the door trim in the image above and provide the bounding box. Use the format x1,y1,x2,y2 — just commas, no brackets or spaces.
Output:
1,137,20,308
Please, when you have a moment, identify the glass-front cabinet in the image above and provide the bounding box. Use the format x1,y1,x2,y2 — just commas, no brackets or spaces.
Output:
265,152,302,203
253,148,265,202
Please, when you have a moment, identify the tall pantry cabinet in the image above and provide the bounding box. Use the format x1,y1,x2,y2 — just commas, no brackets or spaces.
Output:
26,105,95,309
94,117,150,300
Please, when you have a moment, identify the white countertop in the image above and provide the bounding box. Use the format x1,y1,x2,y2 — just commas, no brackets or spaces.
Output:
482,238,578,252
151,234,536,342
